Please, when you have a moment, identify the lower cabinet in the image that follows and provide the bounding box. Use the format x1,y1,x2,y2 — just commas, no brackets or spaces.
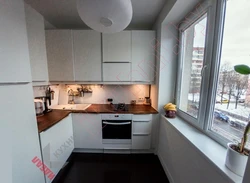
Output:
72,114,102,149
132,115,152,150
40,115,74,183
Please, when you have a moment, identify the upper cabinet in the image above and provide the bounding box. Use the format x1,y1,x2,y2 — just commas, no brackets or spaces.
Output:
102,31,131,62
46,30,74,81
73,30,102,81
131,31,156,82
25,4,49,82
44,30,155,83
0,1,32,83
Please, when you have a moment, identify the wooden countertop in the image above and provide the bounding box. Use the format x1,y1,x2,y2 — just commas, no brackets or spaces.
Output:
82,104,158,114
37,110,71,133
37,104,158,132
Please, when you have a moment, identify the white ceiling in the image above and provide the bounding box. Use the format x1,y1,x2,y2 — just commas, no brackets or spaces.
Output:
24,0,167,30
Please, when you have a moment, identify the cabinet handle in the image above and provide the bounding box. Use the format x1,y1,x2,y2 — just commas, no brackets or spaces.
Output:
103,61,131,63
103,122,131,125
133,133,150,136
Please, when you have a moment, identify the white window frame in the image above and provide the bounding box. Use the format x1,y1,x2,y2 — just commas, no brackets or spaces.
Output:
176,0,230,147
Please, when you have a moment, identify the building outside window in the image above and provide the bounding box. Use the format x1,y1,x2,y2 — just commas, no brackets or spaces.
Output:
176,0,250,148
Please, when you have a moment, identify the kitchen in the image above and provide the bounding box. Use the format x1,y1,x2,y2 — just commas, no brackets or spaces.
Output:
1,0,250,183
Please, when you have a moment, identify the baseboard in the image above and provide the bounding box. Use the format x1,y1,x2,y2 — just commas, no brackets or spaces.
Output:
157,153,175,183
131,149,154,154
73,148,104,153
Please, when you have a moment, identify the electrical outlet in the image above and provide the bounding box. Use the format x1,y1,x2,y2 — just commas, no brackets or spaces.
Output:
138,97,144,103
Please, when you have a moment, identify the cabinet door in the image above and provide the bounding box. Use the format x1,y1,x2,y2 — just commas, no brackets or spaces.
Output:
46,30,74,81
40,115,74,183
103,63,131,81
2,84,45,183
72,114,102,149
73,30,102,81
25,4,49,82
0,1,32,83
103,31,131,62
131,31,156,82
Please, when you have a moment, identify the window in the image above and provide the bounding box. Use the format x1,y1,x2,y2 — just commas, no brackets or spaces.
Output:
210,0,250,148
176,0,250,147
178,15,207,118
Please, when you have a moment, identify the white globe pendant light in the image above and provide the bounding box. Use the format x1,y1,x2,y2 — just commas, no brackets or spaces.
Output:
76,0,133,33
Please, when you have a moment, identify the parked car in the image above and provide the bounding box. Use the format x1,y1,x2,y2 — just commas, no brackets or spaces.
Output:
229,119,247,130
238,99,245,103
214,110,230,122
221,99,229,103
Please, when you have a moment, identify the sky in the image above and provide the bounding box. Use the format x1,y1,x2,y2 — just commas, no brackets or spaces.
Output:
193,0,250,67
221,0,250,66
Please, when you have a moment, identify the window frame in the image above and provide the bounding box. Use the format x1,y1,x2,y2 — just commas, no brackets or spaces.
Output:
176,0,230,147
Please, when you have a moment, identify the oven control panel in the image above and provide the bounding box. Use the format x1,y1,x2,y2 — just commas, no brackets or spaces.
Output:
101,114,132,120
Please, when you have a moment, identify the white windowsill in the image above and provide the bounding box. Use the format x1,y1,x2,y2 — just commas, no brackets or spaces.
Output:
161,114,243,183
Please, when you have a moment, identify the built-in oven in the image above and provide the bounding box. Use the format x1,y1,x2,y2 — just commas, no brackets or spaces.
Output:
102,114,132,146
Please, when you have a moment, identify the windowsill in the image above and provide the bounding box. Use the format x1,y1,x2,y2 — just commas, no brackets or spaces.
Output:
161,114,243,183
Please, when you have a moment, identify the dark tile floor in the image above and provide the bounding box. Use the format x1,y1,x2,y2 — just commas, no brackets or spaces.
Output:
54,153,169,183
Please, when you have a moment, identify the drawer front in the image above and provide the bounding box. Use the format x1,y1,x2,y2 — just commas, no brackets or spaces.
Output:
132,135,151,149
133,120,152,134
133,114,152,121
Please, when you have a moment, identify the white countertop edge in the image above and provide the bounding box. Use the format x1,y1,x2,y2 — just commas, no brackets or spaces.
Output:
161,114,243,183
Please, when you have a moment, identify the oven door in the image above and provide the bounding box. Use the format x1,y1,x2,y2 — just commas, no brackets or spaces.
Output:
102,120,132,140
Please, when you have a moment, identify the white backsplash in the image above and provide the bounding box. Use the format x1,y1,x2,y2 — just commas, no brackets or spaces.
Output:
33,84,150,105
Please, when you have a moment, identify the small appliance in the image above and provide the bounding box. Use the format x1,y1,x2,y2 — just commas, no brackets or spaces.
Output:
34,99,44,116
143,97,151,106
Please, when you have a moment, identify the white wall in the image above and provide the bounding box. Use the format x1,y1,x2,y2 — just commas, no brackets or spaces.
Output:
158,116,234,183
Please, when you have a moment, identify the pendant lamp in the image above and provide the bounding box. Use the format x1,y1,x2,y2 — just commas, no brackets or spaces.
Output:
76,0,133,33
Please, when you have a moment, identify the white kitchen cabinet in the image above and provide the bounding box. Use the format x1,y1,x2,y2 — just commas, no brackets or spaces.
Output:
0,1,32,83
73,30,102,81
103,63,131,82
40,114,74,183
132,115,152,150
46,30,74,81
102,31,131,62
1,83,45,183
131,31,156,82
25,4,49,82
72,114,102,149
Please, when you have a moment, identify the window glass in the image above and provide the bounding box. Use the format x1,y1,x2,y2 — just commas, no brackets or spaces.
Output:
211,0,250,148
179,15,207,118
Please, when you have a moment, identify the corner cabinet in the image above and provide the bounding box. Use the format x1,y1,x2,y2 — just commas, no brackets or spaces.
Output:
40,115,74,183
73,30,102,81
46,30,74,81
25,4,49,83
132,114,152,150
72,114,102,149
131,31,156,82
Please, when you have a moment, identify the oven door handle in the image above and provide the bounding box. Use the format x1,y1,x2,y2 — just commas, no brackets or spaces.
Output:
103,122,131,125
